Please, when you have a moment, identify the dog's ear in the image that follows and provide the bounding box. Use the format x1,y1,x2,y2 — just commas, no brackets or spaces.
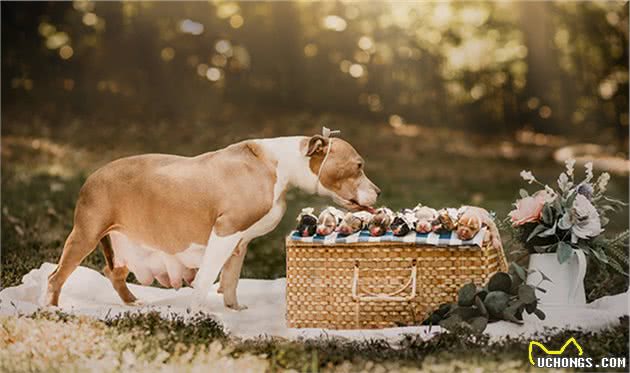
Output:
306,135,329,156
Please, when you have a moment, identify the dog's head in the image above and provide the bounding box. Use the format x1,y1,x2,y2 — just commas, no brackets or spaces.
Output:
303,135,380,212
338,211,371,235
316,207,343,236
456,210,483,240
367,207,393,236
296,210,317,237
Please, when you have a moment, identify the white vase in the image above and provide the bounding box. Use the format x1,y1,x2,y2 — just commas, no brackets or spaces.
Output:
526,251,587,305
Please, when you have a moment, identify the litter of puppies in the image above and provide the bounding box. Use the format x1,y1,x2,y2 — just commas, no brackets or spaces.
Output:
294,204,501,246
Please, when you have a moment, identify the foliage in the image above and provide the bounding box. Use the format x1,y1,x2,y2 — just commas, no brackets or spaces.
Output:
423,265,548,334
1,2,628,140
4,311,627,372
105,311,227,356
508,160,629,273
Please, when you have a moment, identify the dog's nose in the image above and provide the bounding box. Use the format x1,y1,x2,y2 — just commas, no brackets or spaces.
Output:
375,187,381,196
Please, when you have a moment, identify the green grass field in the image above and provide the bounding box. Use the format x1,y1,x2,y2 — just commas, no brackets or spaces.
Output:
1,108,628,371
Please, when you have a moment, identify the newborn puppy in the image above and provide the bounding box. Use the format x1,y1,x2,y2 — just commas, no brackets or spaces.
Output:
338,211,373,235
367,207,394,236
457,206,502,249
316,206,345,236
456,206,483,240
390,209,417,236
295,207,318,237
432,208,459,234
413,205,438,234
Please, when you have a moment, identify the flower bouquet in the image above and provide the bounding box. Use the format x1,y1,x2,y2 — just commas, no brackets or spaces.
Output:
509,160,628,274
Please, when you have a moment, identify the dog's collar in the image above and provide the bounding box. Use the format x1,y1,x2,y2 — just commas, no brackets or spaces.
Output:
315,127,340,195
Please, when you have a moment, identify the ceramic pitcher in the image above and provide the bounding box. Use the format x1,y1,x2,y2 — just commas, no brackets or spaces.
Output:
526,251,587,305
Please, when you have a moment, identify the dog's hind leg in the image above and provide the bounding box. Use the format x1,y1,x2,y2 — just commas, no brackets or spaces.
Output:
46,225,102,306
101,235,137,304
46,185,111,307
218,239,249,310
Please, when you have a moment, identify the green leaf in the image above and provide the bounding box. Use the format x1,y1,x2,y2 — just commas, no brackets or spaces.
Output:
436,303,453,317
519,189,529,198
518,284,537,304
525,302,537,314
534,243,556,253
484,291,510,318
468,316,488,334
502,302,525,324
557,241,574,264
451,306,481,321
475,295,488,317
537,222,557,238
487,272,513,293
541,204,554,225
510,262,527,282
534,309,546,320
438,314,463,331
606,258,629,276
475,288,488,301
527,224,548,242
590,246,609,264
553,197,564,213
457,283,477,307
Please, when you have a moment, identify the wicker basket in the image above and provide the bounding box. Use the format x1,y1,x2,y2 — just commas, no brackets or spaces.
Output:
285,235,508,329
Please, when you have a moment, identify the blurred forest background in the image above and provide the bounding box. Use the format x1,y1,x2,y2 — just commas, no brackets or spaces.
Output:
2,1,629,138
2,1,629,297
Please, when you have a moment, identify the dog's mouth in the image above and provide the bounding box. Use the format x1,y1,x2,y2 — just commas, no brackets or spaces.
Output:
338,197,375,213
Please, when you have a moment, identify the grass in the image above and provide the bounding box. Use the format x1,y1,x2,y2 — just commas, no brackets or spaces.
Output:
1,107,629,370
1,311,628,372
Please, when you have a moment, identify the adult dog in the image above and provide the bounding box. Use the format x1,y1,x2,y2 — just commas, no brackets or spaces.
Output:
46,133,380,310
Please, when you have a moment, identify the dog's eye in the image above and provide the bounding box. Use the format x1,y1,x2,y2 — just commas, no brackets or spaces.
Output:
357,162,363,170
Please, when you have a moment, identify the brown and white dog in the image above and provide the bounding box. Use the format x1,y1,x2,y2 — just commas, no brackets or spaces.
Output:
45,134,380,310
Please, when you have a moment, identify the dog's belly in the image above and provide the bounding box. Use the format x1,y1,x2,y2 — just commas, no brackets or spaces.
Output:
109,231,204,288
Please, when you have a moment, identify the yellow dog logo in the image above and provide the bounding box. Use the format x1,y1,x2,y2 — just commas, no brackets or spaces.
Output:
528,337,584,366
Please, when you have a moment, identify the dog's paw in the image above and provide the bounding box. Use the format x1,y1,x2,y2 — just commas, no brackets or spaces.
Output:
188,298,212,315
225,303,248,311
125,299,144,307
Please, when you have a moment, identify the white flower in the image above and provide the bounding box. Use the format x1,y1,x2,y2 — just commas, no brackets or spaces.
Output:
557,172,572,192
565,158,576,177
584,162,594,182
596,172,610,193
543,185,557,201
520,170,535,184
558,194,603,243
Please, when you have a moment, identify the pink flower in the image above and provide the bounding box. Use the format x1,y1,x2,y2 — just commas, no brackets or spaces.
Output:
508,190,552,226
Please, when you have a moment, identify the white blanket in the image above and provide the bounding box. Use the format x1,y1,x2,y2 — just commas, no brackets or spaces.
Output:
0,263,627,342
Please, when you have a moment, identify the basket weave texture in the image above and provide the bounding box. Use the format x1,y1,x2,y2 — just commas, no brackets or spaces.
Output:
286,237,508,329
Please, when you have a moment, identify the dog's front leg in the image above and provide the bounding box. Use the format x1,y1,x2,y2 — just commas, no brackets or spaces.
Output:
219,239,249,310
191,232,242,312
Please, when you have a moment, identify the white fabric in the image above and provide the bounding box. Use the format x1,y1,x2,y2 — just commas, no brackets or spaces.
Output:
0,263,627,342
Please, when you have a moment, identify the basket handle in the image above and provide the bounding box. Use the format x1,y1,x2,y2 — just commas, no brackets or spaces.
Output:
351,260,417,302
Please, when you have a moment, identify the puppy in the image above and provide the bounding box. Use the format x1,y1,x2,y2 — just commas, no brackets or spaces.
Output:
338,211,373,235
456,206,502,249
316,206,345,236
413,205,438,234
390,209,417,236
367,207,394,236
432,208,459,234
296,207,318,237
